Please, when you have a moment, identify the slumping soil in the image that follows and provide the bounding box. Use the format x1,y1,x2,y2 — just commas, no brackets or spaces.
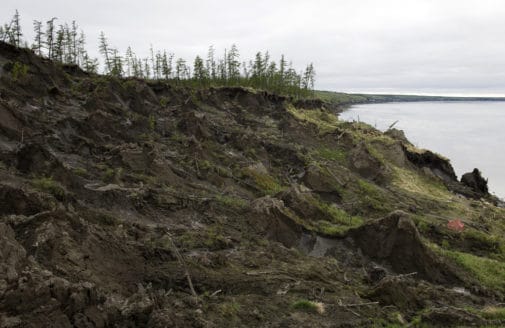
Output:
1,41,505,327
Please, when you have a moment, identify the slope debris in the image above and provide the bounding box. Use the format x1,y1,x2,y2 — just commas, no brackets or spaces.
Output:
1,41,505,327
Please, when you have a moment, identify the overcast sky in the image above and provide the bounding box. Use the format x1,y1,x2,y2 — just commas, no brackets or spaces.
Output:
2,0,505,95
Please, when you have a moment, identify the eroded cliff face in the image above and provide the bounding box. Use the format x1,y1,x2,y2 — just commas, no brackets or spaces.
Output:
1,41,505,327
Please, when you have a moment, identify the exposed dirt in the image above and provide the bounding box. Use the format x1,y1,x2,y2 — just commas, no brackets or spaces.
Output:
1,41,505,327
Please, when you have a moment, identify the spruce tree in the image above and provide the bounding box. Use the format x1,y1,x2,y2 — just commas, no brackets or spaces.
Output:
193,55,207,84
32,20,44,56
12,10,22,47
54,26,65,62
176,58,188,81
227,44,240,83
46,18,57,59
206,45,216,80
99,32,111,74
161,51,173,80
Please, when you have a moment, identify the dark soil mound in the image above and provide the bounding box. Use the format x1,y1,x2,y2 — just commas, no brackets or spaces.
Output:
461,168,489,195
348,211,461,284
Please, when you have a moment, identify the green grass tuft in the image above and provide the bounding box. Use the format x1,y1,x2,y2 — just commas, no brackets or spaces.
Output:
291,299,324,314
437,247,505,292
215,194,249,210
315,147,346,162
242,167,285,195
32,176,65,199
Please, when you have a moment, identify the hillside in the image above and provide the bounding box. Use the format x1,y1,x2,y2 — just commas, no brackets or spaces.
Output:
1,41,505,327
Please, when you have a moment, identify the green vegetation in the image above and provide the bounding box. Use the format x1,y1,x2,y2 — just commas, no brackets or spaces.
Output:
148,114,156,131
72,167,88,177
474,306,505,320
178,226,230,251
215,194,249,210
100,166,122,183
10,61,29,81
1,10,315,98
159,96,169,107
287,105,340,133
32,176,65,199
392,166,451,202
218,301,241,317
291,299,324,314
356,179,392,214
315,147,346,162
316,220,355,236
242,167,284,195
436,246,505,292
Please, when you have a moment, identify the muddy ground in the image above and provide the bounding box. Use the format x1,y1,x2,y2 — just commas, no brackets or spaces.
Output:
1,41,505,327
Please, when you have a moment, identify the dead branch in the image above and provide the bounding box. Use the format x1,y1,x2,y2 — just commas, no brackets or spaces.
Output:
340,301,379,307
166,233,198,299
388,120,399,130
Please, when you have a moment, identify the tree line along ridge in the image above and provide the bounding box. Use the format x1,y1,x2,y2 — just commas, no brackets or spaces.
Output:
1,10,316,98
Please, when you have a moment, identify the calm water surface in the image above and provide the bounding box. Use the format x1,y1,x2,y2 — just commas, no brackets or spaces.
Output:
339,101,505,199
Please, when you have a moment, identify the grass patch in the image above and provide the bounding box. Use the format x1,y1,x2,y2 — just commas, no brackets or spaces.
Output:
102,167,122,183
32,176,65,199
215,194,249,210
159,96,169,107
356,179,392,214
392,166,451,202
478,306,505,320
178,226,230,251
319,202,363,227
148,114,156,131
315,147,346,162
73,167,88,177
316,220,357,236
364,142,387,164
287,105,340,133
304,194,363,235
10,61,29,81
435,245,505,292
218,301,240,317
291,299,325,314
242,167,284,195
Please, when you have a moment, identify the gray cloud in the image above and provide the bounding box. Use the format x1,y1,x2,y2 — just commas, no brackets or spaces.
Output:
2,0,505,95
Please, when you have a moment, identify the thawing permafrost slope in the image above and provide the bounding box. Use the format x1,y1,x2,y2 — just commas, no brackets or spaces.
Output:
1,41,505,327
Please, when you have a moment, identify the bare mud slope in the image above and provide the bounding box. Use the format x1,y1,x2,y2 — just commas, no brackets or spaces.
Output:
2,41,505,327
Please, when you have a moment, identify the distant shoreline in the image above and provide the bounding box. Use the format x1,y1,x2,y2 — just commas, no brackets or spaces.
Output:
315,90,505,111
